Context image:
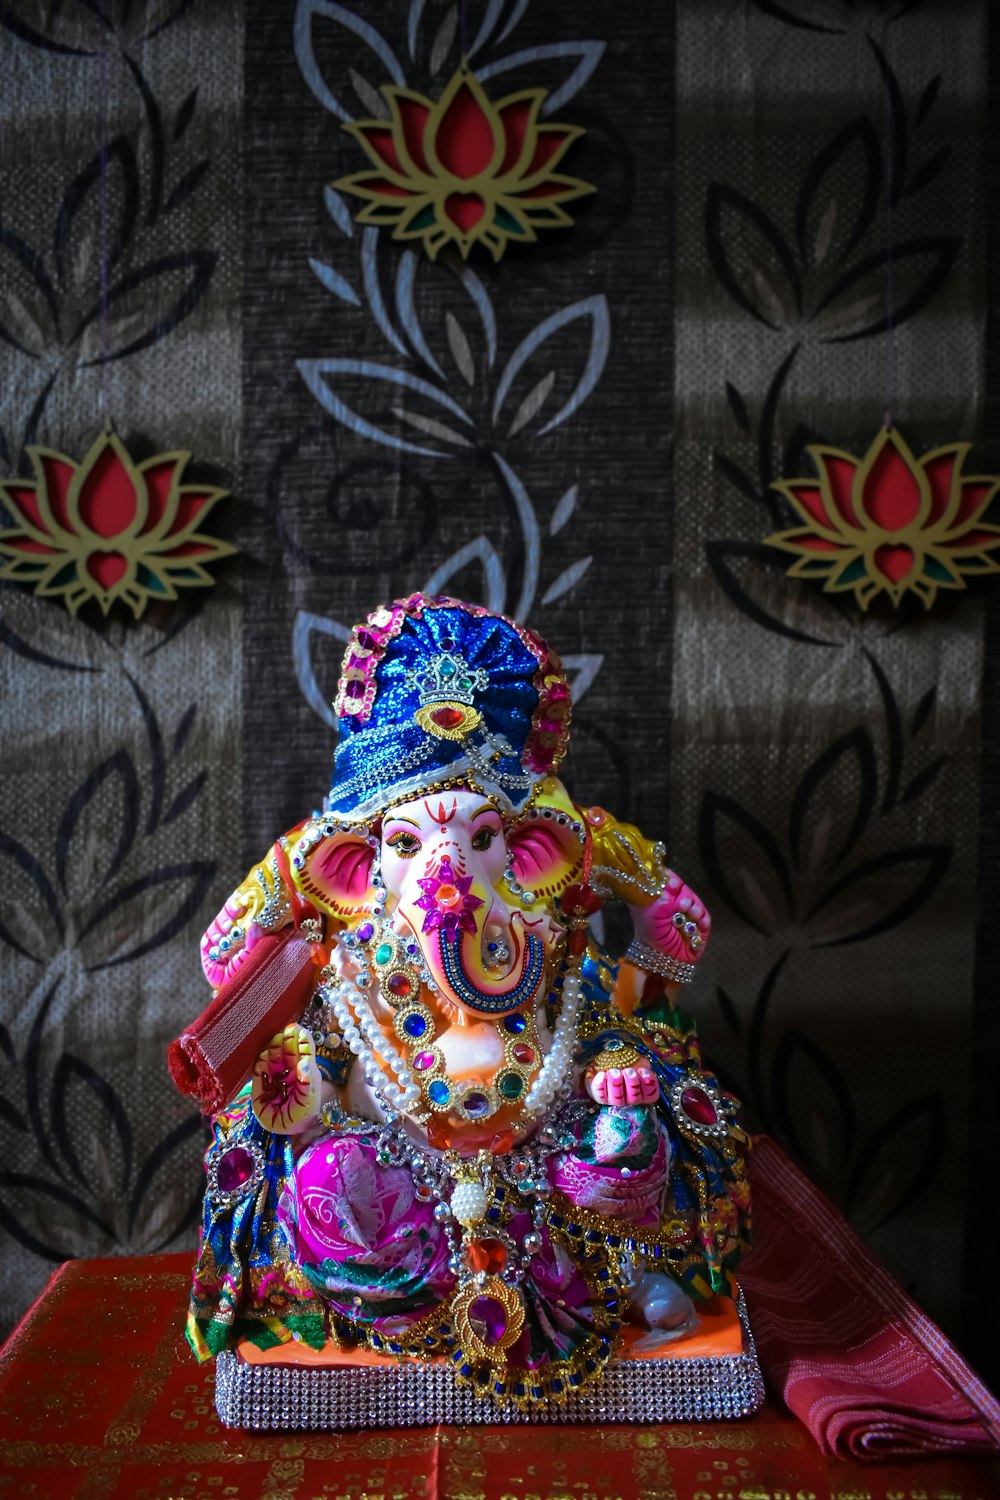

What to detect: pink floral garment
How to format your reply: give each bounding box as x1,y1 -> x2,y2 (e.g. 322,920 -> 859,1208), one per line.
277,1134 -> 452,1321
548,1107 -> 670,1224
504,1214 -> 600,1370
276,1122 -> 632,1362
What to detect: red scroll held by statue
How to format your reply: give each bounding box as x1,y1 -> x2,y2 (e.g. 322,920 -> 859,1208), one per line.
168,926 -> 319,1114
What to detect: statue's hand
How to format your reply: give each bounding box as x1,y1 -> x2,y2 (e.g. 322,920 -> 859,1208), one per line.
586,1065 -> 660,1106
201,895 -> 260,988
201,847 -> 293,988
251,1024 -> 321,1134
631,871 -> 711,966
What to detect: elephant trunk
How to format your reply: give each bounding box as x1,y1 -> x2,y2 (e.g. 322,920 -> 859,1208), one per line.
437,919 -> 546,1016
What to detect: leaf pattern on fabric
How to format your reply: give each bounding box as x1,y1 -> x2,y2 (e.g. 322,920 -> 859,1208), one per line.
0,979 -> 204,1262
0,0 -> 236,1341
0,678 -> 214,969
0,41 -> 217,458
706,46 -> 962,346
700,658 -> 950,947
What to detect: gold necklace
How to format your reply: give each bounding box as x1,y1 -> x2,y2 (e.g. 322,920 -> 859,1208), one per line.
364,922 -> 542,1122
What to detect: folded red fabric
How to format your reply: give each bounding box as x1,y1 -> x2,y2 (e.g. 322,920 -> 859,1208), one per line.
741,1134 -> 1000,1461
167,928 -> 319,1113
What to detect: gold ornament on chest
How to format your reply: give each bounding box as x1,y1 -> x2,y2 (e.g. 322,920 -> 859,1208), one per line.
364,920 -> 544,1122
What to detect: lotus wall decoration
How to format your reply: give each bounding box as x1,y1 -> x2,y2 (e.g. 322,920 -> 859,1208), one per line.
765,425 -> 1000,610
334,66 -> 594,262
0,426 -> 234,618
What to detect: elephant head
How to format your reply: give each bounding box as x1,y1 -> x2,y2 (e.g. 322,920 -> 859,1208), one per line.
294,780 -> 586,1018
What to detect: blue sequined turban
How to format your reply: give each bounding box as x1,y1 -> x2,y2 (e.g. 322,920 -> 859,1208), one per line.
324,594 -> 572,823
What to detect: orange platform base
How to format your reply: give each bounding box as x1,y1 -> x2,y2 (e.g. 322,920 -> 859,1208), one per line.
236,1292 -> 745,1370
215,1292 -> 765,1429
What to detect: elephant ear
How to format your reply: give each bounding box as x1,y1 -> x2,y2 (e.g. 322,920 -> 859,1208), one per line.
294,828 -> 375,917
508,813 -> 584,901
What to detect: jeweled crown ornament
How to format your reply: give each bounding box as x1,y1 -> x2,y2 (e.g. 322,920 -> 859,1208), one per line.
407,649 -> 490,739
406,650 -> 489,704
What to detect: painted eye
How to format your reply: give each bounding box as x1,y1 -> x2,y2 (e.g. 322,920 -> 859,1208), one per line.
471,826 -> 498,851
387,830 -> 421,858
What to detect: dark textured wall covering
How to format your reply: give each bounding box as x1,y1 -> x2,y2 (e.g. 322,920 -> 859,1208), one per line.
241,0 -> 673,863
0,0 -> 995,1393
0,0 -> 243,1335
673,1 -> 987,1367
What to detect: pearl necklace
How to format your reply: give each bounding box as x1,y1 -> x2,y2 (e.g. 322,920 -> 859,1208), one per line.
325,966 -> 422,1117
315,940 -> 593,1370
318,931 -> 584,1129
523,962 -> 583,1118
350,916 -> 567,1121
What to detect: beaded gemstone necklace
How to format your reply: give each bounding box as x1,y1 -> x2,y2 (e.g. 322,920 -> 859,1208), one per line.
335,920 -> 583,1127
345,919 -> 544,1122
315,924 -> 593,1383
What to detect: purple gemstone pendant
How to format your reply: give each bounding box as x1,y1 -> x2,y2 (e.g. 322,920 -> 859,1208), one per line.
468,1295 -> 507,1346
451,1276 -> 525,1364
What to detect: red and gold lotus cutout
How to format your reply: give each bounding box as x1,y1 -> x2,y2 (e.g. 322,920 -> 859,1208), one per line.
765,426 -> 1000,609
334,67 -> 594,261
0,427 -> 234,618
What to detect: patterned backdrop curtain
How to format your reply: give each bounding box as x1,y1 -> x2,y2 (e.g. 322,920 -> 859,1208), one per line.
0,0 -> 995,1393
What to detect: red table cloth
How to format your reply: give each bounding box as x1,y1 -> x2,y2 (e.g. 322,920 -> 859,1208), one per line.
2,1251 -> 1000,1499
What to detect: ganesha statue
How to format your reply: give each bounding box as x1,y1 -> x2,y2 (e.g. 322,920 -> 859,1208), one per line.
170,593 -> 751,1416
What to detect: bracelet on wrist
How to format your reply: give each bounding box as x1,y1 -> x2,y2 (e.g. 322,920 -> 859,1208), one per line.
624,939 -> 697,985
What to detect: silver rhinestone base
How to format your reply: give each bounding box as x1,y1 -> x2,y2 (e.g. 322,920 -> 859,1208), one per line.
214,1293 -> 765,1430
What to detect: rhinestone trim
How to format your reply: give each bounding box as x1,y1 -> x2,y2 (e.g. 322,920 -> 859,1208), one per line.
624,940 -> 697,985
214,1292 -> 764,1429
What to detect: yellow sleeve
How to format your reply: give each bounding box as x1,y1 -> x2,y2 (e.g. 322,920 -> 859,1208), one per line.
583,806 -> 667,909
